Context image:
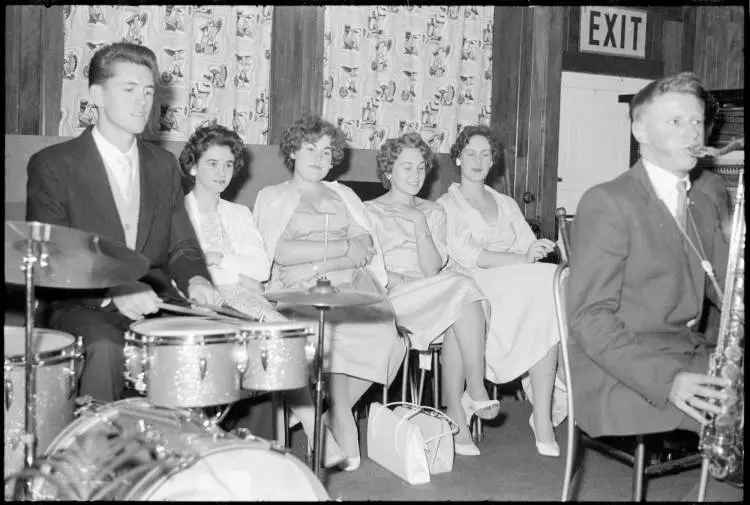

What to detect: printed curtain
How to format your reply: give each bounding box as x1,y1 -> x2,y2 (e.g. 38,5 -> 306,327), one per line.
59,5 -> 272,144
322,5 -> 494,153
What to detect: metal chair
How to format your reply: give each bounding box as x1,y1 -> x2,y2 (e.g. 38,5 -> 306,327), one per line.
554,264 -> 702,502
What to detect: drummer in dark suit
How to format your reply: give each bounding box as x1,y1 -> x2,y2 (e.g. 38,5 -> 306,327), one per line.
26,42 -> 223,403
567,72 -> 733,438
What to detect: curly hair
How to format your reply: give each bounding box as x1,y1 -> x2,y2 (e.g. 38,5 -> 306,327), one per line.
88,42 -> 159,88
279,114 -> 348,172
449,125 -> 503,170
376,132 -> 436,190
178,124 -> 247,193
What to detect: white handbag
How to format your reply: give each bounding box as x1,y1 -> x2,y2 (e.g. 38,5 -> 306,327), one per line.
367,402 -> 458,485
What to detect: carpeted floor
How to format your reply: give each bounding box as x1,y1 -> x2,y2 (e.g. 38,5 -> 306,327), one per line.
234,392 -> 742,502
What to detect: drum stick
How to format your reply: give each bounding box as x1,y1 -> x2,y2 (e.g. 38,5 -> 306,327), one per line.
157,302 -> 245,325
188,300 -> 258,322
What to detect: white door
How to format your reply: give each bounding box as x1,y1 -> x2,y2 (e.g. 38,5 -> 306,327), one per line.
556,72 -> 652,215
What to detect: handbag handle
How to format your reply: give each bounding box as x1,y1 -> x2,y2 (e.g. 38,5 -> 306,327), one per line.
381,402 -> 460,441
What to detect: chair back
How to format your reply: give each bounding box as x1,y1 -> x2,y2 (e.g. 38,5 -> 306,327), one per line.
555,207 -> 572,264
553,264 -> 575,501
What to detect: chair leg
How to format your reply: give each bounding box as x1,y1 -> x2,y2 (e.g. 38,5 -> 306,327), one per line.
632,435 -> 646,502
283,399 -> 291,449
432,348 -> 440,410
401,346 -> 409,403
418,367 -> 426,406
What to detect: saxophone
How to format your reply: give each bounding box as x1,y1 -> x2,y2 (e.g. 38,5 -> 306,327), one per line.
698,166 -> 744,486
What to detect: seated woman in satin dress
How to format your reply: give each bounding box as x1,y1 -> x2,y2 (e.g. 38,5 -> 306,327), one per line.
253,115 -> 406,471
178,124 -> 344,466
437,125 -> 564,457
366,132 -> 499,456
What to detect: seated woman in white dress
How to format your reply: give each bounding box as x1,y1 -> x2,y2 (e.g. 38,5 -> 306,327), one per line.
366,133 -> 499,456
178,124 -> 344,466
437,125 -> 562,457
253,115 -> 407,471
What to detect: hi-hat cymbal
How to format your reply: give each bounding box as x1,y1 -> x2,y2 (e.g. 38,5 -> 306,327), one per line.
264,283 -> 383,308
5,221 -> 149,289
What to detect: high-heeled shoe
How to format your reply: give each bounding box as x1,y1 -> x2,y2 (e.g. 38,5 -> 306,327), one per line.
528,414 -> 560,457
308,427 -> 347,468
461,391 -> 501,421
453,426 -> 480,456
338,455 -> 361,472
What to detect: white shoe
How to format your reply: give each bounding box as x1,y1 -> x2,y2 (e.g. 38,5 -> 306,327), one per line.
529,414 -> 560,457
454,425 -> 480,456
461,391 -> 501,421
338,455 -> 361,472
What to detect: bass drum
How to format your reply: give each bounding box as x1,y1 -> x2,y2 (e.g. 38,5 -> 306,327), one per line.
38,398 -> 328,501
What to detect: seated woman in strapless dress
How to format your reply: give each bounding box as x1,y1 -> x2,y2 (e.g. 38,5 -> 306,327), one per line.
366,132 -> 499,456
253,115 -> 407,471
178,123 -> 344,466
437,125 -> 564,457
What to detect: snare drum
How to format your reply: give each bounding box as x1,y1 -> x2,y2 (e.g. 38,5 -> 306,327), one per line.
124,317 -> 245,408
33,398 -> 327,501
3,326 -> 82,479
239,322 -> 315,391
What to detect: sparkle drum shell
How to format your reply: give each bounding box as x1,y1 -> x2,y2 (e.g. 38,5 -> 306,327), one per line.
124,317 -> 245,408
40,398 -> 328,501
3,326 -> 81,479
239,322 -> 315,391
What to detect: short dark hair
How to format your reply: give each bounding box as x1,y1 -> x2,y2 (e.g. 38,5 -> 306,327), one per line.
179,124 -> 247,193
449,125 -> 503,170
376,132 -> 436,190
88,42 -> 159,88
279,115 -> 347,172
629,72 -> 717,126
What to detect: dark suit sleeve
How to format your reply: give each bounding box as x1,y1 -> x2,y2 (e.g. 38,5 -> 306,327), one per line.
26,151 -> 70,226
165,156 -> 211,294
568,187 -> 685,408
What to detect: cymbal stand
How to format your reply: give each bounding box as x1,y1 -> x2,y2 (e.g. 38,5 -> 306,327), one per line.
20,224 -> 50,497
311,279 -> 332,479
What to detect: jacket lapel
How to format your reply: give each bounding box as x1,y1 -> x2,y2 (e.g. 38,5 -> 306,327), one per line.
79,128 -> 127,244
135,139 -> 157,252
632,161 -> 702,307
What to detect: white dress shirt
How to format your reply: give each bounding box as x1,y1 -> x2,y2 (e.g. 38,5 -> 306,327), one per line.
642,158 -> 691,219
91,127 -> 139,201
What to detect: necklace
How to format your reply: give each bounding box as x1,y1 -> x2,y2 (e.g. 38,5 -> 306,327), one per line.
675,206 -> 724,305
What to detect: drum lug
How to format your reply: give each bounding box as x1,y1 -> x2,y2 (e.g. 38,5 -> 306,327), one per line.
199,355 -> 208,381
235,340 -> 248,377
260,348 -> 268,372
4,362 -> 13,411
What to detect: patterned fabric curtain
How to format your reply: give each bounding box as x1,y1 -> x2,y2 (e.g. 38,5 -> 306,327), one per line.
322,5 -> 494,153
59,5 -> 272,144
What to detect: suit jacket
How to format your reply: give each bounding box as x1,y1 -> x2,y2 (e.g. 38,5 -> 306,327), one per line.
567,159 -> 729,437
26,127 -> 210,308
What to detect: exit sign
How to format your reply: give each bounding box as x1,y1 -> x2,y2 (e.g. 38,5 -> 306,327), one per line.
580,6 -> 647,59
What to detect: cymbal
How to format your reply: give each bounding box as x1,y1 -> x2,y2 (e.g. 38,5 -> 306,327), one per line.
264,283 -> 383,308
5,221 -> 149,289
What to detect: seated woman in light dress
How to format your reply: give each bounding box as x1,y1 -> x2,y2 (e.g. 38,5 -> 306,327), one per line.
366,133 -> 499,456
253,115 -> 407,471
178,124 -> 344,466
437,125 -> 563,457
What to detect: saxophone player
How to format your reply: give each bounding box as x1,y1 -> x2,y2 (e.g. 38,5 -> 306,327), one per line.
567,72 -> 740,500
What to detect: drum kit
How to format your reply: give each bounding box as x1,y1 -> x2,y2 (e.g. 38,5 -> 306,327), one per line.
4,221 -> 383,500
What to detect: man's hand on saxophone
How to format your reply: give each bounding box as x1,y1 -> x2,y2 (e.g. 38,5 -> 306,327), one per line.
668,371 -> 734,425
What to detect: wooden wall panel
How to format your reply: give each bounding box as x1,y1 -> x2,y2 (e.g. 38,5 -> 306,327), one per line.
693,6 -> 744,89
662,20 -> 684,76
268,6 -> 325,144
5,6 -> 22,134
491,6 -> 563,238
5,5 -> 63,136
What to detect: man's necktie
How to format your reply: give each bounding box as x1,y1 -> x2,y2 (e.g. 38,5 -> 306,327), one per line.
675,179 -> 689,230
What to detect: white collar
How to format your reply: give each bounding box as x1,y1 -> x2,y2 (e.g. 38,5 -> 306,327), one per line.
642,158 -> 691,197
92,126 -> 138,162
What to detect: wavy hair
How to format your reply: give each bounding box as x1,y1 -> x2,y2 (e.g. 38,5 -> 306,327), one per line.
178,124 -> 247,193
376,132 -> 436,190
279,115 -> 348,172
449,125 -> 503,172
